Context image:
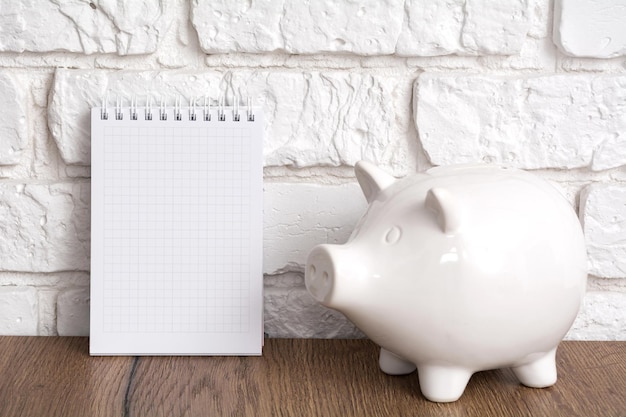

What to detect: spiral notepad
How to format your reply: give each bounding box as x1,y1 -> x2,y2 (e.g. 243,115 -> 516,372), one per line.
90,99 -> 263,355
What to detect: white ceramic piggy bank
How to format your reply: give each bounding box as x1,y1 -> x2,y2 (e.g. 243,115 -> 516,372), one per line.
305,161 -> 587,402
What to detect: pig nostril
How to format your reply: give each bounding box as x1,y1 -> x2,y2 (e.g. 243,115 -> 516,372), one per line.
305,246 -> 335,303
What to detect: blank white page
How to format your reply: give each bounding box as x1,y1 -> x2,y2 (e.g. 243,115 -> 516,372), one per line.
90,105 -> 263,355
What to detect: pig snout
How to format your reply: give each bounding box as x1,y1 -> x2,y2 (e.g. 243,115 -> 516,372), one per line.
305,244 -> 337,305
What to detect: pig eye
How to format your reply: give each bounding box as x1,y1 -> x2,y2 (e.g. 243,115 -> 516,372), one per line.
384,226 -> 402,245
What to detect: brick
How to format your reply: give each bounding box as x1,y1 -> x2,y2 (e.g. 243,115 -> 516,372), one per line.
57,287 -> 90,336
264,183 -> 368,274
566,291 -> 626,340
49,69 -> 407,169
527,0 -> 550,39
38,290 -> 57,336
0,287 -> 38,335
192,0 -> 531,56
415,74 -> 626,170
0,0 -> 171,55
264,279 -> 364,338
580,183 -> 626,278
192,0 -> 403,56
416,0 -> 534,56
559,56 -> 626,73
0,183 -> 90,272
554,0 -> 626,58
0,72 -> 27,165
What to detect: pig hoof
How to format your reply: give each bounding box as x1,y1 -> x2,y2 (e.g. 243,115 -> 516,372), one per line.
417,365 -> 472,403
379,348 -> 417,375
512,348 -> 557,388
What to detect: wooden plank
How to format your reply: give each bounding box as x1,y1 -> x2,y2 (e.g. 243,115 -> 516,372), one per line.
0,338 -> 624,417
0,337 -> 131,417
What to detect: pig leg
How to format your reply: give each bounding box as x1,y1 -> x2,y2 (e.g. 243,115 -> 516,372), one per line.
416,365 -> 472,403
512,347 -> 557,388
379,348 -> 417,375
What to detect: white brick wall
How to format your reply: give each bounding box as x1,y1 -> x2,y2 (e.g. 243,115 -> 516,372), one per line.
49,69 -> 411,170
0,72 -> 27,165
192,0 -> 532,56
416,74 -> 626,170
0,287 -> 38,335
0,183 -> 90,271
264,183 -> 368,274
0,0 -> 172,55
580,183 -> 626,278
0,0 -> 624,339
554,0 -> 626,58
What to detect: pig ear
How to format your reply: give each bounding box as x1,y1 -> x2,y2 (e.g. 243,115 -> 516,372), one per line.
425,187 -> 461,234
355,161 -> 396,203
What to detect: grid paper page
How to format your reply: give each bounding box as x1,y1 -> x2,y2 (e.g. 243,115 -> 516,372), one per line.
90,106 -> 263,355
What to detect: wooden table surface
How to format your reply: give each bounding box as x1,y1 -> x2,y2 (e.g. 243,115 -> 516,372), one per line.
0,338 -> 623,417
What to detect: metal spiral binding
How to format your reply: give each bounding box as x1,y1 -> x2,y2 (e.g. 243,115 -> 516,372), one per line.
203,96 -> 211,121
100,95 -> 109,120
145,96 -> 153,121
174,96 -> 182,121
218,96 -> 226,121
99,95 -> 256,121
159,98 -> 167,121
130,96 -> 138,121
247,97 -> 255,122
189,97 -> 197,121
115,97 -> 123,120
233,95 -> 241,122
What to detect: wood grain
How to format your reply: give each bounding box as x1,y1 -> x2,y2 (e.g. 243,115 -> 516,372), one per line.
0,338 -> 623,417
0,337 -> 131,417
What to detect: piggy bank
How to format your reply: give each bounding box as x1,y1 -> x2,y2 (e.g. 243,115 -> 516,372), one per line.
305,161 -> 587,402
